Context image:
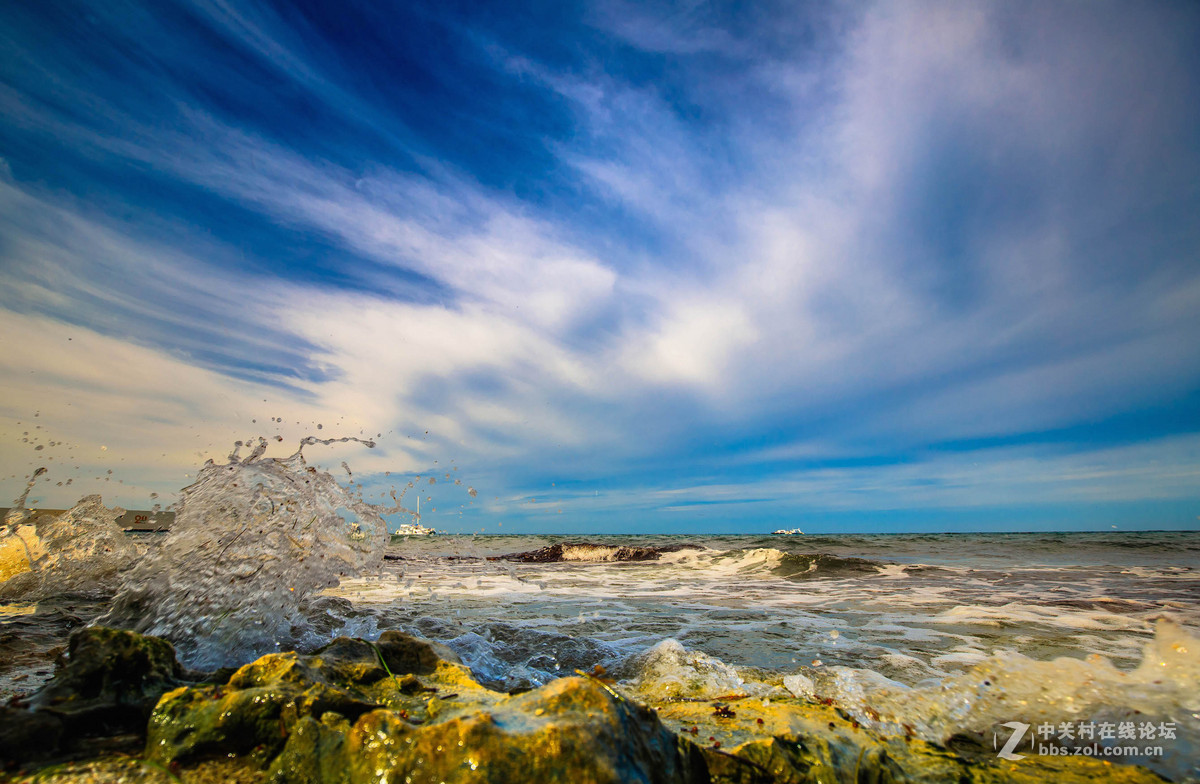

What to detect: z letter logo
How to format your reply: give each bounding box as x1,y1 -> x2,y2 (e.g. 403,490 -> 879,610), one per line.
994,721 -> 1030,761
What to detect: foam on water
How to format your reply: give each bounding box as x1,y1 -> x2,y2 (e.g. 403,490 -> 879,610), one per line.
100,437 -> 388,668
612,622 -> 1199,779
626,639 -> 774,701
808,619 -> 1199,781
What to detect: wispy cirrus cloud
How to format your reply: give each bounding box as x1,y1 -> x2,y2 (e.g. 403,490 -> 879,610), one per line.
1,0 -> 1198,530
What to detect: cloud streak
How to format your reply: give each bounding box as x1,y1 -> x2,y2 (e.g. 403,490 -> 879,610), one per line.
1,0 -> 1198,531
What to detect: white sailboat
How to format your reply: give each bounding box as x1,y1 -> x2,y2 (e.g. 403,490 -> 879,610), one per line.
393,493 -> 437,536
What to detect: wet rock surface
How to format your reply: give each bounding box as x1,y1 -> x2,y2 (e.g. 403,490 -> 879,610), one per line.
5,628 -> 1174,783
1,626 -> 190,767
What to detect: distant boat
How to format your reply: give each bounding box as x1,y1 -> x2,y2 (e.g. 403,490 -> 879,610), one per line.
772,528 -> 804,535
394,495 -> 437,535
393,523 -> 437,536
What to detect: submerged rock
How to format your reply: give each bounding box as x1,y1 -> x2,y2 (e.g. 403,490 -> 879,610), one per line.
490,542 -> 698,563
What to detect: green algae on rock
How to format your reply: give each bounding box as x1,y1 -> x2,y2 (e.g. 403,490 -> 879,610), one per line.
146,631 -> 487,766
270,678 -> 707,784
32,627 -> 186,725
148,632 -> 704,783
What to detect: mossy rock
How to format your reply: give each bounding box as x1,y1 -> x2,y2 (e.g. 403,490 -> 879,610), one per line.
0,627 -> 186,766
654,697 -> 1169,784
269,676 -> 707,784
140,635 -> 1171,784
146,632 -> 490,767
31,626 -> 186,733
146,632 -> 705,783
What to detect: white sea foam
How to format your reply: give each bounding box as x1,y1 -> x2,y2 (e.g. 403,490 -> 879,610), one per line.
627,639 -> 773,701
812,619 -> 1199,781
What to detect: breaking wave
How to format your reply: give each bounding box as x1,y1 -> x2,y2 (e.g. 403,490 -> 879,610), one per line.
815,618 -> 1198,781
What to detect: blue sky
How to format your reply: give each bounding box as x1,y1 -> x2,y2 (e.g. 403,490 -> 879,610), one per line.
1,0 -> 1199,533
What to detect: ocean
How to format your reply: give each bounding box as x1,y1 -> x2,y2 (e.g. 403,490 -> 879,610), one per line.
1,443 -> 1197,779
336,531 -> 1200,690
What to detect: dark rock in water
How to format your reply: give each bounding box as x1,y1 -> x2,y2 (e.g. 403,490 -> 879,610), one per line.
31,626 -> 187,734
491,542 -> 698,563
25,625 -> 186,760
0,626 -> 188,765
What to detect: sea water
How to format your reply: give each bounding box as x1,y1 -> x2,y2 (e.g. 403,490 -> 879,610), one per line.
331,532 -> 1200,778
0,449 -> 1197,779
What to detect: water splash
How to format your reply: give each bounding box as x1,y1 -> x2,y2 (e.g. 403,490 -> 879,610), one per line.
3,466 -> 47,529
0,493 -> 137,600
1,465 -> 138,596
0,468 -> 47,583
100,437 -> 389,668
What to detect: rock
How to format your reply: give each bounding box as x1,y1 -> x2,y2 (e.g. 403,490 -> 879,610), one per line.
148,633 -> 705,783
31,626 -> 187,735
0,705 -> 64,765
8,627 -> 1170,783
270,677 -> 707,784
147,632 -> 491,767
489,543 -> 698,563
653,697 -> 1170,784
0,627 -> 187,766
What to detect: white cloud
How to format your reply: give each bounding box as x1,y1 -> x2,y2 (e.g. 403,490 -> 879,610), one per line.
2,0 -> 1199,527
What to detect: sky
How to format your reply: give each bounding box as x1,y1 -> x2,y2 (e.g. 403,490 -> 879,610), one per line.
1,0 -> 1199,534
